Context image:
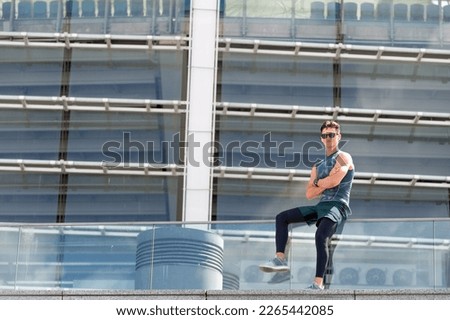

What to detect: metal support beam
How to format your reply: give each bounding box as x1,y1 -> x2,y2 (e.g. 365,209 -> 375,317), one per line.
182,0 -> 219,222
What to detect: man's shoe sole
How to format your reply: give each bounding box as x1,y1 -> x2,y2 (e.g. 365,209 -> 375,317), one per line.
259,265 -> 290,273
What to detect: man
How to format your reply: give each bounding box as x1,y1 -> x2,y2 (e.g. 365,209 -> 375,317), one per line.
259,120 -> 355,290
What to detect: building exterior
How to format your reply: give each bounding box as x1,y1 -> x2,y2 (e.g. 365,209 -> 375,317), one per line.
0,0 -> 449,290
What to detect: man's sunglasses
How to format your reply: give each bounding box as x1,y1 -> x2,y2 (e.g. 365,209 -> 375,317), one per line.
320,132 -> 337,139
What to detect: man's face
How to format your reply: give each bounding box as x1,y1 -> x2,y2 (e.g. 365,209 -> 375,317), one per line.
320,127 -> 340,149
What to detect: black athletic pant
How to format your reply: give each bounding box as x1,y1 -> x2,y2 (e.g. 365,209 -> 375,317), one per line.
275,208 -> 338,278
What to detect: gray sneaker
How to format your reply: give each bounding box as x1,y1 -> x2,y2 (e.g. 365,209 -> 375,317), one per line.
268,271 -> 292,284
306,282 -> 324,290
259,257 -> 290,273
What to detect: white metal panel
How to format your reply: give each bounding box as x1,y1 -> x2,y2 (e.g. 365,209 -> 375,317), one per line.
183,0 -> 219,222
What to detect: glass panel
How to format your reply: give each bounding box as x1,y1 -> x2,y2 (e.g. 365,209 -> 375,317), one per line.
215,179 -> 309,221
0,226 -> 20,287
216,116 -> 323,169
219,222 -> 278,290
60,226 -> 138,289
0,173 -> 182,223
69,49 -> 185,100
393,0 -> 448,49
434,220 -> 450,289
222,220 -> 450,289
343,0 -> 449,48
0,47 -> 64,96
13,225 -> 140,289
221,0 -> 339,42
351,186 -> 449,219
0,0 -> 189,36
67,111 -> 182,164
64,175 -> 180,222
0,173 -> 59,222
2,220 -> 449,290
342,60 -> 450,113
15,227 -> 63,288
219,53 -> 333,106
0,109 -> 61,160
341,123 -> 450,176
220,0 -> 450,48
301,220 -> 439,289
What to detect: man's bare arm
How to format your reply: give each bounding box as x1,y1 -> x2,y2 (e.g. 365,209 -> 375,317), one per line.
316,152 -> 354,189
306,166 -> 326,200
306,152 -> 354,200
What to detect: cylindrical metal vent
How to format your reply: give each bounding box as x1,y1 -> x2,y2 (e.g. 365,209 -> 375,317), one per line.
135,227 -> 224,290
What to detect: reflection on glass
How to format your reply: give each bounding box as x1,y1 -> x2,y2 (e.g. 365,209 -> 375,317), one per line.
70,49 -> 184,100
220,0 -> 450,47
0,47 -> 64,96
67,111 -> 181,164
0,0 -> 190,35
0,110 -> 61,160
65,175 -> 180,222
0,173 -> 60,222
219,53 -> 333,106
342,60 -> 450,113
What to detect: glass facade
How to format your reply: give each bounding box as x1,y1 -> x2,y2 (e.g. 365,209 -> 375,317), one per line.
0,0 -> 449,290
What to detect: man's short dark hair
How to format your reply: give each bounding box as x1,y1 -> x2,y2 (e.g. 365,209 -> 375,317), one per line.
320,120 -> 340,133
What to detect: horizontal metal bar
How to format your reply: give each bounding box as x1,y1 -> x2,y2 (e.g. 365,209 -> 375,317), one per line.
213,166 -> 450,189
0,41 -> 188,51
2,96 -> 447,126
0,32 -> 190,50
2,32 -> 449,65
218,38 -> 450,65
221,47 -> 450,64
0,95 -> 187,114
0,158 -> 447,188
0,32 -> 190,44
215,103 -> 450,127
0,159 -> 185,176
217,110 -> 450,127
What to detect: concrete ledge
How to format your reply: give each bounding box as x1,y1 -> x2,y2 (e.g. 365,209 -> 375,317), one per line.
207,289 -> 355,300
352,289 -> 450,300
0,289 -> 449,300
0,290 -> 63,300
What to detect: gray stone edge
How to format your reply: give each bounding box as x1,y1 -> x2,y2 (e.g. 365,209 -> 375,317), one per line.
0,289 -> 449,300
